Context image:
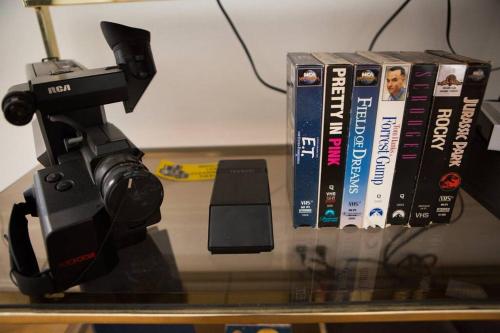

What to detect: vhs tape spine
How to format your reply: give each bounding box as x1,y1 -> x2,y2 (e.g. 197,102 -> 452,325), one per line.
287,53 -> 324,227
340,62 -> 381,228
386,62 -> 438,225
425,52 -> 491,223
313,54 -> 354,228
360,56 -> 410,228
409,62 -> 467,226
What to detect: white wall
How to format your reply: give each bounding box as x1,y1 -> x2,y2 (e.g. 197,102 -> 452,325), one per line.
1,0 -> 499,191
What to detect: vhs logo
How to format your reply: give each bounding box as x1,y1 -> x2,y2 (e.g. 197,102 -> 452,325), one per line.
414,212 -> 430,218
439,195 -> 453,202
325,191 -> 336,205
299,200 -> 313,215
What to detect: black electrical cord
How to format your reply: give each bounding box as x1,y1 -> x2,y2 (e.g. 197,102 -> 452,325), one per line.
450,190 -> 464,223
215,0 -> 286,94
306,190 -> 464,285
446,0 -> 500,72
373,190 -> 464,282
384,190 -> 464,261
368,0 -> 412,51
446,0 -> 457,54
218,0 -> 499,93
70,190 -> 129,287
370,0 -> 499,73
371,0 -> 454,55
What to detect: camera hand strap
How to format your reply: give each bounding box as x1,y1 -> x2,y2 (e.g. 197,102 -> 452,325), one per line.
8,202 -> 56,296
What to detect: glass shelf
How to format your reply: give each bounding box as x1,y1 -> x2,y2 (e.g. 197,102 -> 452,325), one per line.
1,146 -> 499,324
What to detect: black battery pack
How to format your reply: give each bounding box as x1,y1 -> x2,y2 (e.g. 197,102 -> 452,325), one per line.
208,159 -> 274,254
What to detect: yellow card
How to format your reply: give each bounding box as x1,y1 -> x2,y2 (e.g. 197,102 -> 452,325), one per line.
155,160 -> 217,182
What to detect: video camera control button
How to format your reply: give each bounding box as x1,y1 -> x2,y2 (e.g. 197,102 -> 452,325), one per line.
45,172 -> 63,183
55,180 -> 74,192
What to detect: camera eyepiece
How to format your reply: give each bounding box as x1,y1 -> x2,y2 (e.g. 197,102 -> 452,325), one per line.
2,91 -> 35,126
100,21 -> 156,114
95,154 -> 163,227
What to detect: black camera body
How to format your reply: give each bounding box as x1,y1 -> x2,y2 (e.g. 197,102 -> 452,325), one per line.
3,22 -> 163,295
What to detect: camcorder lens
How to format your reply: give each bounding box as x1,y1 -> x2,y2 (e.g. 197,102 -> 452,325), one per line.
96,155 -> 163,226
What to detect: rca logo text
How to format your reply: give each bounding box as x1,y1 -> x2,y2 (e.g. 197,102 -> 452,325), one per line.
48,84 -> 71,94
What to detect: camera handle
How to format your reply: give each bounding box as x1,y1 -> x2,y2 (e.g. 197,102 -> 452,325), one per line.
8,182 -> 130,296
8,199 -> 56,296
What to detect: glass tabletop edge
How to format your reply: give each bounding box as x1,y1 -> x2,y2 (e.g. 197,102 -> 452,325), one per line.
1,307 -> 500,324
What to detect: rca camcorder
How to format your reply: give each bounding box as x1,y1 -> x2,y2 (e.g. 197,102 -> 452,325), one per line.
2,22 -> 164,296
